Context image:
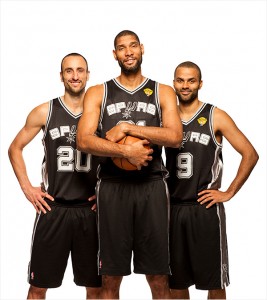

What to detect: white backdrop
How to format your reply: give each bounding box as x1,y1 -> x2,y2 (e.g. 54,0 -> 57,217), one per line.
0,1 -> 266,299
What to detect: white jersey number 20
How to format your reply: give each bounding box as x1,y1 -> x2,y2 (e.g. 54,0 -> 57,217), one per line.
57,146 -> 91,172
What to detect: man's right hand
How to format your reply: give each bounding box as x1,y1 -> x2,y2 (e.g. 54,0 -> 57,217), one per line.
125,139 -> 153,170
23,186 -> 54,214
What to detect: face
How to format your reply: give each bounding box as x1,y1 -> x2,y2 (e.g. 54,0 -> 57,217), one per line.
60,56 -> 89,96
113,34 -> 144,74
173,67 -> 202,104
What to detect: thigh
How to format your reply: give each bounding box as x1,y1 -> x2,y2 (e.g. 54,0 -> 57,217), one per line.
28,205 -> 71,288
71,205 -> 101,287
190,203 -> 229,290
169,205 -> 194,289
133,179 -> 170,275
97,180 -> 134,276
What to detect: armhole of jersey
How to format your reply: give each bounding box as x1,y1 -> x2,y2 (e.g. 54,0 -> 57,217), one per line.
210,105 -> 222,148
155,82 -> 162,127
42,99 -> 53,141
98,83 -> 107,127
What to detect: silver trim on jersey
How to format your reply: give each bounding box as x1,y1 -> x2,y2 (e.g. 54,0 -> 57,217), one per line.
216,203 -> 230,289
41,100 -> 53,192
113,77 -> 149,94
96,179 -> 101,275
163,177 -> 172,274
155,82 -> 162,126
209,105 -> 223,148
182,102 -> 207,125
207,146 -> 223,190
42,99 -> 53,141
27,213 -> 42,283
99,83 -> 107,129
58,97 -> 82,119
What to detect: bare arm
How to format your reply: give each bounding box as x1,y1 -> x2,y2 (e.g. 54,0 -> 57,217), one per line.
105,84 -> 183,147
198,107 -> 259,208
77,84 -> 154,170
8,103 -> 54,213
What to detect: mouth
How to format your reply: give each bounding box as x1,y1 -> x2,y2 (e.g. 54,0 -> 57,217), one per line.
69,81 -> 81,87
181,90 -> 191,96
124,58 -> 135,65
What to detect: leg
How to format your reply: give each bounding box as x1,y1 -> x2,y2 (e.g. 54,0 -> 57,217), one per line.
146,275 -> 171,299
208,288 -> 226,299
170,288 -> 190,299
86,287 -> 102,299
27,285 -> 47,299
100,275 -> 123,299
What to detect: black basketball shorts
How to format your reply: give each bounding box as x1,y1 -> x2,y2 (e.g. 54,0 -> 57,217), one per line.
28,200 -> 101,288
96,178 -> 171,276
169,202 -> 230,290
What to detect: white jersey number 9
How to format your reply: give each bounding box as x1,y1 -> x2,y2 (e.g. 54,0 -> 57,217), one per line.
177,152 -> 193,179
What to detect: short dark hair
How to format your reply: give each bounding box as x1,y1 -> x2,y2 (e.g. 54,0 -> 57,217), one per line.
174,61 -> 202,81
114,30 -> 140,49
61,53 -> 88,72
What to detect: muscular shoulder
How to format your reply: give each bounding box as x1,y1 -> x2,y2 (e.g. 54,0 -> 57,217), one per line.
158,83 -> 177,108
213,106 -> 238,134
84,84 -> 104,107
86,84 -> 104,96
158,83 -> 175,93
26,101 -> 50,127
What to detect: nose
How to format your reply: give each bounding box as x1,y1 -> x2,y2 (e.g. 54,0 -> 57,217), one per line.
182,81 -> 189,89
125,46 -> 133,56
72,71 -> 79,80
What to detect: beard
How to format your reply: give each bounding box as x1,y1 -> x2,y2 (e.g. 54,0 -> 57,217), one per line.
65,85 -> 85,97
177,89 -> 199,105
118,56 -> 142,75
64,80 -> 86,97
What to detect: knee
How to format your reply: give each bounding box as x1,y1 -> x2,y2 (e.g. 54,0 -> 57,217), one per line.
27,285 -> 47,299
86,287 -> 101,299
146,275 -> 169,291
102,275 -> 122,291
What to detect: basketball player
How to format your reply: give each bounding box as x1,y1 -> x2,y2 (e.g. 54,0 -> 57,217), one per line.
8,53 -> 101,299
77,30 -> 183,299
166,61 -> 259,299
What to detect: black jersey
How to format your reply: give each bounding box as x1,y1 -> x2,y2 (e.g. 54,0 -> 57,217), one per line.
98,78 -> 167,180
42,97 -> 98,201
165,103 -> 223,203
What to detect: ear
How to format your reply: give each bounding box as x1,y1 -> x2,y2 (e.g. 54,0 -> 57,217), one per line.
86,71 -> 90,81
140,44 -> 144,55
199,80 -> 203,90
60,72 -> 63,82
113,50 -> 118,61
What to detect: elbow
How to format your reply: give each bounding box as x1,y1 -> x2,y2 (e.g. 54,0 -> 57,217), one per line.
252,150 -> 259,166
169,132 -> 183,148
76,133 -> 95,154
8,144 -> 14,161
76,135 -> 87,152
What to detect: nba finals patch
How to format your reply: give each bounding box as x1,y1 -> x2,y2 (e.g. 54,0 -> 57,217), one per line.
144,88 -> 153,96
197,117 -> 207,126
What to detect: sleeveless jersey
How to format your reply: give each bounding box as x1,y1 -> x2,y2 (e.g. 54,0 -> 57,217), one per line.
98,78 -> 167,180
165,103 -> 223,204
42,97 -> 98,201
